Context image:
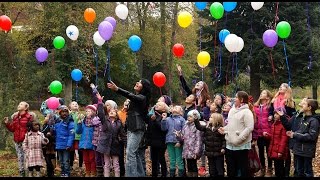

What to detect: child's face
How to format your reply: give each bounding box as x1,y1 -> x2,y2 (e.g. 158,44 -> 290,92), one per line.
70,101 -> 79,111
222,103 -> 232,112
172,106 -> 182,115
259,90 -> 269,100
210,103 -> 217,112
234,94 -> 241,107
206,99 -> 212,107
298,98 -> 307,108
60,109 -> 69,119
17,102 -> 28,111
105,102 -> 112,112
274,113 -> 280,121
185,94 -> 196,104
279,84 -> 288,94
85,109 -> 95,117
300,100 -> 311,113
155,102 -> 166,112
214,95 -> 223,106
32,123 -> 40,132
108,109 -> 118,118
187,115 -> 195,123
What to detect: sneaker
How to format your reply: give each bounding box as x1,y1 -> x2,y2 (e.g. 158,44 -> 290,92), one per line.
198,166 -> 206,177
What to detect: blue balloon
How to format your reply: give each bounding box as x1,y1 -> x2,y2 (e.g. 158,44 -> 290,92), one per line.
219,29 -> 230,44
195,2 -> 207,10
71,69 -> 83,82
223,2 -> 237,12
128,35 -> 142,52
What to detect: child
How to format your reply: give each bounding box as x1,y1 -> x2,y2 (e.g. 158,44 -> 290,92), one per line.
69,101 -> 83,173
161,105 -> 186,177
176,109 -> 203,177
209,101 -> 222,114
194,112 -> 225,177
253,89 -> 273,177
286,98 -> 319,177
23,119 -> 49,177
222,102 -> 232,126
76,104 -> 99,177
213,93 -> 225,110
3,101 -> 35,177
263,107 -> 289,177
53,105 -> 75,177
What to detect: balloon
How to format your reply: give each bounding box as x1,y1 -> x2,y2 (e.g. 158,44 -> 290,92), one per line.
235,37 -> 244,53
224,34 -> 239,53
177,11 -> 193,28
219,29 -> 230,44
53,36 -> 65,49
66,25 -> 79,41
153,72 -> 166,88
0,15 -> 12,31
172,43 -> 185,58
197,51 -> 211,68
276,21 -> 291,39
223,2 -> 237,12
93,31 -> 105,46
195,2 -> 207,11
263,29 -> 278,48
251,2 -> 264,10
115,4 -> 129,20
71,69 -> 83,82
210,2 -> 224,20
49,80 -> 63,95
128,35 -> 142,52
46,97 -> 60,110
84,8 -> 96,23
104,16 -> 117,30
98,21 -> 113,41
35,47 -> 49,63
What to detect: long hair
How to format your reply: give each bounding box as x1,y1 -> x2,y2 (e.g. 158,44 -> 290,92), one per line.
140,79 -> 151,114
271,83 -> 295,108
254,89 -> 273,107
192,81 -> 210,107
237,91 -> 256,122
207,112 -> 224,129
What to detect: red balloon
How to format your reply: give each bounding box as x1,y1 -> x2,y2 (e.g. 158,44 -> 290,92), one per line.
153,72 -> 166,88
0,15 -> 12,31
172,43 -> 185,58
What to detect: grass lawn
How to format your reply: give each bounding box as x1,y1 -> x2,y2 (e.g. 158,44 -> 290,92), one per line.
0,150 -> 19,177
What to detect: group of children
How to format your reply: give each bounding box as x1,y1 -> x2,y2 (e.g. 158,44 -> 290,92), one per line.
3,78 -> 320,177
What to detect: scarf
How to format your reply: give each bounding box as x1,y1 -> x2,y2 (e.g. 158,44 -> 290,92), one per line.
274,94 -> 286,109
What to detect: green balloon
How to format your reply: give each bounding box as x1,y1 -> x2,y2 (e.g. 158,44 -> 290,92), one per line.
276,21 -> 291,39
49,80 -> 63,95
210,2 -> 224,20
53,36 -> 65,49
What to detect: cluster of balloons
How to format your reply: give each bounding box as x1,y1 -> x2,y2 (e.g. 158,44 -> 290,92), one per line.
128,35 -> 142,52
172,43 -> 185,58
224,34 -> 244,53
263,21 -> 291,48
197,51 -> 211,68
0,15 -> 12,32
153,72 -> 166,88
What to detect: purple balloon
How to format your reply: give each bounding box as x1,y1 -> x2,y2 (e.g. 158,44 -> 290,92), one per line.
104,16 -> 117,30
263,29 -> 278,48
35,47 -> 49,62
98,21 -> 113,41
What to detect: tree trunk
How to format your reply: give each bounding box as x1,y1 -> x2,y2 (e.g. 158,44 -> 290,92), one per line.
250,59 -> 260,102
312,83 -> 318,99
64,79 -> 73,105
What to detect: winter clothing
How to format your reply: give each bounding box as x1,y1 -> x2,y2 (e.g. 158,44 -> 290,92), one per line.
86,105 -> 97,112
145,111 -> 167,148
253,104 -> 272,139
269,102 -> 296,119
5,111 -> 34,143
54,115 -> 75,150
179,121 -> 203,159
76,117 -> 97,150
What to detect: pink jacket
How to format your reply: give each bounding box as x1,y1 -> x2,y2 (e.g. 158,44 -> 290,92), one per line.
253,104 -> 272,140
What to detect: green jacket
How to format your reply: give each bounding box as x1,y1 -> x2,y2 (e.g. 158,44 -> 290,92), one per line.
70,111 -> 81,140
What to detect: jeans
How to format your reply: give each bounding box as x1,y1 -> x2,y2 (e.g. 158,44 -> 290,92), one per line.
14,142 -> 25,172
125,130 -> 145,177
57,150 -> 70,177
295,155 -> 313,177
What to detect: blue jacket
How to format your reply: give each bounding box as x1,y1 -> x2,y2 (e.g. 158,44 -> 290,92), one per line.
54,115 -> 75,150
76,118 -> 95,150
161,114 -> 186,144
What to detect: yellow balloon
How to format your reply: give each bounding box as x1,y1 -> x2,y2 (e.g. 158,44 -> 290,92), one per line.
178,11 -> 193,28
197,51 -> 211,68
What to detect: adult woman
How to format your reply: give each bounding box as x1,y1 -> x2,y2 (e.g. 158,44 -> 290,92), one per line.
107,79 -> 151,177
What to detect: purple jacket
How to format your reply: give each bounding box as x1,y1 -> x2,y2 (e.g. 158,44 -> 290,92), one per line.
179,122 -> 203,159
91,115 -> 102,147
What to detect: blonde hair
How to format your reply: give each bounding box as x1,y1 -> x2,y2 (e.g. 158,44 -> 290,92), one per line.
156,101 -> 170,113
254,89 -> 273,107
207,112 -> 224,128
272,83 -> 295,108
174,105 -> 184,116
21,101 -> 29,111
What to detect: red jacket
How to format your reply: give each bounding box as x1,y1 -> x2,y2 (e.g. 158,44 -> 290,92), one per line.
253,104 -> 272,140
265,120 -> 289,160
6,112 -> 33,143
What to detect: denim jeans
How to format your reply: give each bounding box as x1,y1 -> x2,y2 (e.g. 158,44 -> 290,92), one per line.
57,150 -> 70,177
14,142 -> 25,173
125,130 -> 145,177
295,154 -> 313,177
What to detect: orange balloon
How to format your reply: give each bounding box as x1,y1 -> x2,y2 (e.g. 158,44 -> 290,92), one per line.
84,8 -> 96,24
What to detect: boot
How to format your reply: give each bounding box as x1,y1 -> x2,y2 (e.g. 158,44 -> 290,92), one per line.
103,168 -> 110,177
28,171 -> 33,177
169,169 -> 176,177
85,171 -> 90,177
96,166 -> 104,177
114,171 -> 120,177
255,167 -> 265,177
90,171 -> 97,177
178,169 -> 184,177
265,168 -> 273,177
35,171 -> 41,177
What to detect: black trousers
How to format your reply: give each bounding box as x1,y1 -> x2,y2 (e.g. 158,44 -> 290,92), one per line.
284,149 -> 291,176
119,141 -> 125,176
69,150 -> 83,168
225,149 -> 249,177
186,159 -> 198,173
44,154 -> 56,177
150,146 -> 167,177
274,159 -> 285,177
257,137 -> 272,168
208,155 -> 224,177
28,165 -> 41,172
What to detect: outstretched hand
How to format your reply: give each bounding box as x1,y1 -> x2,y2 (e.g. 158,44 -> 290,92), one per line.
176,64 -> 182,76
96,92 -> 104,101
107,81 -> 119,91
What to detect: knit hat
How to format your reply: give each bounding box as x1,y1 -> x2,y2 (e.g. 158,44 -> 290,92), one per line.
187,109 -> 201,119
86,104 -> 97,112
58,105 -> 69,112
162,95 -> 172,106
105,100 -> 118,110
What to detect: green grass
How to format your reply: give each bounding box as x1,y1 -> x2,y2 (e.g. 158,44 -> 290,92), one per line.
0,150 -> 19,177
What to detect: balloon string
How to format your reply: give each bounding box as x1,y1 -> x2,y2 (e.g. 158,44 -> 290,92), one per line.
235,53 -> 238,79
231,53 -> 235,83
76,81 -> 78,102
107,43 -> 111,81
306,2 -> 313,70
248,11 -> 253,65
282,40 -> 291,87
273,2 -> 279,29
218,43 -> 222,81
224,12 -> 228,29
213,21 -> 218,76
104,42 -> 109,77
93,46 -> 99,85
199,17 -> 202,51
201,68 -> 204,81
234,53 -> 238,96
159,87 -> 162,96
269,50 -> 276,81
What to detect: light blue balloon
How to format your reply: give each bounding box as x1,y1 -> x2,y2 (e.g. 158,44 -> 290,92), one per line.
219,29 -> 230,44
128,35 -> 142,52
223,2 -> 237,12
71,69 -> 83,82
195,2 -> 207,10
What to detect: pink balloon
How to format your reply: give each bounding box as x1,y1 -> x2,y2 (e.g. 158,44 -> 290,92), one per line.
47,97 -> 60,110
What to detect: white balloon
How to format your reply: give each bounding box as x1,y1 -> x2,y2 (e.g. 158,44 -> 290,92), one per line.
115,4 -> 129,20
66,25 -> 79,41
235,37 -> 244,53
93,31 -> 105,46
251,2 -> 264,11
224,34 -> 239,53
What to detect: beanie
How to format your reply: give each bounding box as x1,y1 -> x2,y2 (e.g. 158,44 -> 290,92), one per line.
86,105 -> 97,112
162,95 -> 172,106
